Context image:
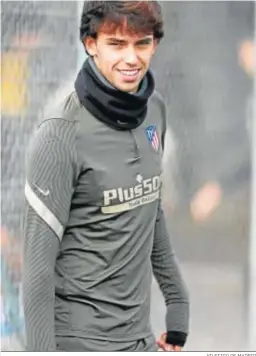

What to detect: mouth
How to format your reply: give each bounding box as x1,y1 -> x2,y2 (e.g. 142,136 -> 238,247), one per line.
117,69 -> 141,82
119,69 -> 140,76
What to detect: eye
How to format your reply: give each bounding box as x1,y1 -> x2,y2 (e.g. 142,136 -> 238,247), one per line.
136,40 -> 152,48
108,42 -> 123,48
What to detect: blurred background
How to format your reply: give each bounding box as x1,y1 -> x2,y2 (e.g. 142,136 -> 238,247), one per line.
1,0 -> 255,351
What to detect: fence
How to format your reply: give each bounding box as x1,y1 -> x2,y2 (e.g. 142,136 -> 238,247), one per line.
1,1 -> 80,349
152,2 -> 255,350
1,0 -> 255,351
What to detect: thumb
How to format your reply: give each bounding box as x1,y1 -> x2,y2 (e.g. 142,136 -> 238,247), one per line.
173,345 -> 182,351
166,344 -> 175,351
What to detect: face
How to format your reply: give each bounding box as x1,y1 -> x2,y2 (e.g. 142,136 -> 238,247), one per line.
85,28 -> 157,93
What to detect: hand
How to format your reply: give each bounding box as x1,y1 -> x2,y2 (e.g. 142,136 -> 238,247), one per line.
190,181 -> 222,222
157,332 -> 183,351
238,40 -> 255,76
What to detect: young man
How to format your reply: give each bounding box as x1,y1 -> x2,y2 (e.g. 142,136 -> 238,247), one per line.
22,1 -> 189,352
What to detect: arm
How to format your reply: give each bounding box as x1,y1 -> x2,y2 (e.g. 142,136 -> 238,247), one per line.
153,94 -> 189,347
151,202 -> 190,348
22,119 -> 78,351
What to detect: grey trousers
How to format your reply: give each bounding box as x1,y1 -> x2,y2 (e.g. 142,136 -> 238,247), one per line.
56,334 -> 157,352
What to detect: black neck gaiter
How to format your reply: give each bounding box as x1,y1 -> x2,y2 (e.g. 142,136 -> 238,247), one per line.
74,57 -> 155,130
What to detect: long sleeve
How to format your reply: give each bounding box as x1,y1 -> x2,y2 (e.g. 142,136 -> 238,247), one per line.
151,202 -> 190,345
22,119 -> 79,351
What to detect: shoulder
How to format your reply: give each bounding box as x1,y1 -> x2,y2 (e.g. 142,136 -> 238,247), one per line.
149,90 -> 166,118
148,90 -> 167,136
38,76 -> 84,129
28,80 -> 80,155
32,77 -> 85,144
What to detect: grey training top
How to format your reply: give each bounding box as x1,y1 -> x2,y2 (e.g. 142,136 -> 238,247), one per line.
23,89 -> 189,351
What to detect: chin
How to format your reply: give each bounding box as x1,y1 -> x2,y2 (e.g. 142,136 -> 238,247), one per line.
115,81 -> 140,93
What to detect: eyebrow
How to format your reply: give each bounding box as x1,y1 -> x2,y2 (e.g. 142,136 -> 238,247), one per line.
107,38 -> 127,44
106,37 -> 153,45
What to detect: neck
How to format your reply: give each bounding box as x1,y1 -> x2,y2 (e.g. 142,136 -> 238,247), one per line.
88,57 -> 114,89
74,57 -> 155,130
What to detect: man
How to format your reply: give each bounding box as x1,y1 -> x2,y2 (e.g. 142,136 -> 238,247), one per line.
152,2 -> 253,225
22,1 -> 189,352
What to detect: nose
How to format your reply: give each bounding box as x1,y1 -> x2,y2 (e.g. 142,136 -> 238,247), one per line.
123,46 -> 139,65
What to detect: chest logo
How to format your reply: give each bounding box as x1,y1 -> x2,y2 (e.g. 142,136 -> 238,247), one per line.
145,125 -> 159,152
102,175 -> 161,214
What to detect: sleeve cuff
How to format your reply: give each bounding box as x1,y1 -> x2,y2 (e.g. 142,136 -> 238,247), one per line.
166,331 -> 187,347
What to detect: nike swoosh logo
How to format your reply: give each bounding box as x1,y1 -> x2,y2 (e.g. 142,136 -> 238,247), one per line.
33,183 -> 50,196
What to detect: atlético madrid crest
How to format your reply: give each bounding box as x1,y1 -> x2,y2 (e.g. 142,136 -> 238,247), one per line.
145,125 -> 159,152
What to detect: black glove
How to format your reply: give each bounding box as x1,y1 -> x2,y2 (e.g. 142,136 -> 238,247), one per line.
166,331 -> 187,347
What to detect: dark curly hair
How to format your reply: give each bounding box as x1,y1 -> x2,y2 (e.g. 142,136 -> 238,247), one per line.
80,1 -> 164,46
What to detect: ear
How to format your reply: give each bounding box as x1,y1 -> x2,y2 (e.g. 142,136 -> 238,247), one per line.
84,36 -> 97,57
